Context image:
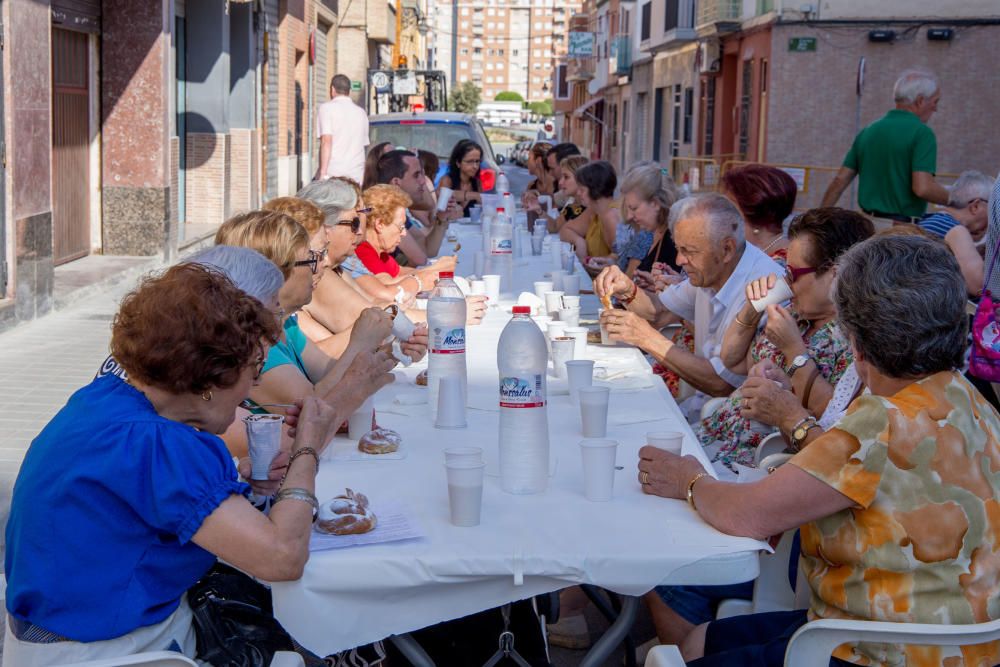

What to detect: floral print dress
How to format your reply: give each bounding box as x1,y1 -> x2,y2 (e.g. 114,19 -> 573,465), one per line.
699,320 -> 851,470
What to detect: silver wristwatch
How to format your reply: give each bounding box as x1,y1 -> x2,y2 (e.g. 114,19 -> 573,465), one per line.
786,354 -> 810,377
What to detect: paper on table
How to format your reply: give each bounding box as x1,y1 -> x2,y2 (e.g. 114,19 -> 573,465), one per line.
310,503 -> 424,552
323,437 -> 408,462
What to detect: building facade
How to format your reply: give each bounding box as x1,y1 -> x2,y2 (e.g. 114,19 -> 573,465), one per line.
0,0 -> 385,330
557,0 -> 1000,210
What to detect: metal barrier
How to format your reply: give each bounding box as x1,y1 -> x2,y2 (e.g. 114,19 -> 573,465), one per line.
718,160 -> 961,213
669,154 -> 743,193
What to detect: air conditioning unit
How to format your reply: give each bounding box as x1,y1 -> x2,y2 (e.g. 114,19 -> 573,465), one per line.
699,41 -> 720,74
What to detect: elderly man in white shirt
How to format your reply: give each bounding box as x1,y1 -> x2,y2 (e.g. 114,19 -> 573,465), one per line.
316,73 -> 369,184
596,194 -> 783,419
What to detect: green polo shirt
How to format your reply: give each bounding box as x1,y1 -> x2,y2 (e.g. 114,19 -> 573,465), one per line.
843,109 -> 937,218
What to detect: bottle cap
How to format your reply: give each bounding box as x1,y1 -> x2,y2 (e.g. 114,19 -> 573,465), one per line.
503,192 -> 512,196
512,306 -> 531,314
497,207 -> 506,212
439,271 -> 455,279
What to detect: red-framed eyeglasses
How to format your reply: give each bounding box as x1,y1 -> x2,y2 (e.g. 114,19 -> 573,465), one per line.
786,265 -> 817,283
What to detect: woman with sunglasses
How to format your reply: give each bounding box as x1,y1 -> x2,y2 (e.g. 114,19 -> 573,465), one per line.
296,180 -> 486,359
214,210 -> 397,432
702,208 -> 875,471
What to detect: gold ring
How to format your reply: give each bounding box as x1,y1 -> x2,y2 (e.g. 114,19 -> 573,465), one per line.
640,471 -> 650,485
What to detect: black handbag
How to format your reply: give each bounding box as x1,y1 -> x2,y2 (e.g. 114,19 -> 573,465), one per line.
187,562 -> 296,667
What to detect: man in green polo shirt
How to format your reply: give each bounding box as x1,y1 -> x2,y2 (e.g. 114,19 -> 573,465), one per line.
821,69 -> 950,223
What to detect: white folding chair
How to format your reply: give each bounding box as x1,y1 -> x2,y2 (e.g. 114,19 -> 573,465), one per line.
646,616 -> 1000,667
56,651 -> 305,667
715,527 -> 802,621
753,432 -> 789,467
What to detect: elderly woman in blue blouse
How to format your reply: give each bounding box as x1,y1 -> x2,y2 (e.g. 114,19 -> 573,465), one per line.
3,263 -> 396,665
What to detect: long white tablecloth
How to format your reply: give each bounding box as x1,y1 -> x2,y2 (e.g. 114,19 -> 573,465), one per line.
270,226 -> 766,656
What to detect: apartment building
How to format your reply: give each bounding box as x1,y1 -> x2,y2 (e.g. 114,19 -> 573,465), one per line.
436,0 -> 578,103
558,0 -> 1000,208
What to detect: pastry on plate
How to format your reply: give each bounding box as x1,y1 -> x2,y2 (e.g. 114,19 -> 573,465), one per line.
358,427 -> 402,455
415,369 -> 428,386
316,488 -> 377,535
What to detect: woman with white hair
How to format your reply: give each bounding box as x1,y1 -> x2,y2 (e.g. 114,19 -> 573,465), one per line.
917,169 -> 993,295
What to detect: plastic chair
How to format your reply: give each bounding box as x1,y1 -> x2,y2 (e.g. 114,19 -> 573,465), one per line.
56,650 -> 305,667
753,432 -> 789,466
715,527 -> 801,620
646,616 -> 1000,667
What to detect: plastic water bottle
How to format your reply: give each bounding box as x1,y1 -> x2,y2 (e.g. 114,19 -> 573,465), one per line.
502,191 -> 517,218
496,171 -> 510,195
498,306 -> 550,494
488,207 -> 513,292
428,272 -> 468,419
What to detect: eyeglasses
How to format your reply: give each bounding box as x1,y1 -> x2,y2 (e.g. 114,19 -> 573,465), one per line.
786,264 -> 818,283
461,158 -> 482,166
293,248 -> 329,274
332,207 -> 372,234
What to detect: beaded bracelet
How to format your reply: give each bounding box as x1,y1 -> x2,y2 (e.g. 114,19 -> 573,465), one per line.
277,446 -> 319,491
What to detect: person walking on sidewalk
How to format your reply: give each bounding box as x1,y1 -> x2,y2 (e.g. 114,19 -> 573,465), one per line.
315,74 -> 369,184
821,69 -> 950,226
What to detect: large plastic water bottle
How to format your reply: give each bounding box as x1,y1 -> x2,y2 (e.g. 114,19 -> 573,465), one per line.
488,207 -> 513,292
427,271 -> 468,419
496,171 -> 510,196
497,306 -> 550,494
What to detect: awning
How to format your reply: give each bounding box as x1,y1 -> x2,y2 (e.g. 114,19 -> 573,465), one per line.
573,96 -> 604,119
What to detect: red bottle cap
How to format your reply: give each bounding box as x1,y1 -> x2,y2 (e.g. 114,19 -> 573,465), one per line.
439,271 -> 455,279
497,207 -> 506,212
512,306 -> 531,314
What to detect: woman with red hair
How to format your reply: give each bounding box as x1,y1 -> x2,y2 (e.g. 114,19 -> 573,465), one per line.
721,164 -> 798,264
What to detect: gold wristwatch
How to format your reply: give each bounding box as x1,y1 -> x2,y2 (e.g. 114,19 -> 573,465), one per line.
790,416 -> 820,450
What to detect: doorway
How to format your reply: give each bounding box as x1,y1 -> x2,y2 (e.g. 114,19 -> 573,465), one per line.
51,28 -> 91,264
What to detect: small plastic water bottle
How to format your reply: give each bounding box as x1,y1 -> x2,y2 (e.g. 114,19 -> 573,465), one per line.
488,207 -> 513,292
497,306 -> 550,494
428,272 -> 468,419
502,191 -> 517,218
496,171 -> 510,195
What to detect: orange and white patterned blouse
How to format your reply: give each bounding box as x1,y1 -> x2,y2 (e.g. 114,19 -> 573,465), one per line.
790,370 -> 1000,666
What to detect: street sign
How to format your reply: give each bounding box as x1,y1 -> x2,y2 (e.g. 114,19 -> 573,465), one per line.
372,71 -> 390,91
568,32 -> 594,57
351,80 -> 362,92
788,37 -> 817,52
393,71 -> 417,95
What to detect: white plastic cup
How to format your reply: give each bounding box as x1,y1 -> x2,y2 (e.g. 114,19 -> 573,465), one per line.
444,446 -> 483,465
243,414 -> 285,480
561,273 -> 581,296
435,375 -> 468,429
549,240 -> 563,268
391,310 -> 417,342
445,461 -> 486,527
545,321 -> 566,353
348,396 -> 376,440
558,307 -> 580,328
533,280 -> 554,302
483,274 -> 501,306
565,359 -> 594,403
564,326 -> 588,359
470,205 -> 482,223
579,438 -> 618,502
437,186 -> 454,212
531,234 -> 544,255
474,251 -> 486,278
550,270 -> 568,293
749,277 -> 794,313
544,290 -> 565,317
647,431 -> 684,455
578,386 -> 610,437
561,295 -> 581,309
551,336 -> 575,379
470,279 -> 487,296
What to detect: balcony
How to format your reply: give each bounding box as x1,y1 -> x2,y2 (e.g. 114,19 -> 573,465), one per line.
613,35 -> 632,75
696,0 -> 742,32
366,0 -> 397,43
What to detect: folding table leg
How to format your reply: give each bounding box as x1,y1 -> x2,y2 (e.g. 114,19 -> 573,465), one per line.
580,586 -> 638,667
578,595 -> 640,667
388,633 -> 436,667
